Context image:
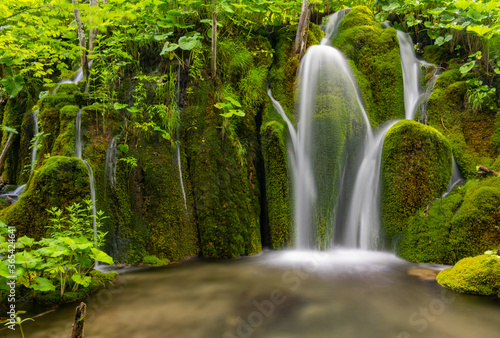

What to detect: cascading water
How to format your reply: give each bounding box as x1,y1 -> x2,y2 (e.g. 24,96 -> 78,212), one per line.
75,108 -> 98,249
343,121 -> 398,249
294,45 -> 369,249
397,31 -> 421,120
30,109 -> 39,172
320,8 -> 350,45
442,156 -> 463,198
75,108 -> 83,158
104,133 -> 121,189
175,64 -> 187,211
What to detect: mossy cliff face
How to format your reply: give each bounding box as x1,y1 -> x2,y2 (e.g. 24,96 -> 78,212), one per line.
0,156 -> 90,239
261,120 -> 292,248
1,97 -> 25,183
437,253 -> 500,296
332,6 -> 405,127
396,177 -> 500,264
381,120 -> 452,239
426,68 -> 498,177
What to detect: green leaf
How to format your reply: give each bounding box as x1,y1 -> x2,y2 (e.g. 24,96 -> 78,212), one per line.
1,125 -> 18,134
0,75 -> 24,98
467,25 -> 493,37
435,36 -> 445,46
91,248 -> 114,265
460,60 -> 475,74
127,106 -> 140,114
178,34 -> 201,51
39,91 -> 49,99
226,97 -> 242,108
29,277 -> 56,291
118,144 -> 129,154
18,236 -> 35,247
230,109 -> 245,117
71,273 -> 91,287
160,42 -> 179,55
466,11 -> 487,22
114,102 -> 128,110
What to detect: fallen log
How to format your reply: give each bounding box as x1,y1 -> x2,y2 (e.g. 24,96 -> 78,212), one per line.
475,165 -> 499,176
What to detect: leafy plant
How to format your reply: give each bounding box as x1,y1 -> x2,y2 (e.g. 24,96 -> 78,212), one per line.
1,311 -> 34,338
214,96 -> 245,141
0,201 -> 113,302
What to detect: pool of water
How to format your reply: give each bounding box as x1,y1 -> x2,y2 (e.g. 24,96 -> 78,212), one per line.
7,250 -> 500,338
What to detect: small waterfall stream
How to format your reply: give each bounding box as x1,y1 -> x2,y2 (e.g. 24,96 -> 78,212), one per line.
175,64 -> 187,211
104,133 -> 121,189
30,109 -> 39,172
397,31 -> 421,120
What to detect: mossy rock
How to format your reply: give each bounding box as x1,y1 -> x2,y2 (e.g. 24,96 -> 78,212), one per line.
426,69 -> 497,178
333,6 -> 405,126
423,45 -> 449,66
142,255 -> 170,266
437,254 -> 500,296
382,120 -> 452,239
0,156 -> 91,239
261,120 -> 291,248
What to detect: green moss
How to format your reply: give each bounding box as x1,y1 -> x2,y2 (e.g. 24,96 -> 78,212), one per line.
1,98 -> 25,183
142,255 -> 170,266
340,6 -> 378,30
0,156 -> 90,239
382,120 -> 452,239
261,120 -> 291,248
426,69 -> 497,177
307,23 -> 324,46
423,45 -> 449,65
492,113 -> 500,154
52,105 -> 79,157
437,254 -> 500,296
333,8 -> 404,126
397,176 -> 500,264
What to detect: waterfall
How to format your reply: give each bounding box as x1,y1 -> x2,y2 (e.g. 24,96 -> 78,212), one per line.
321,9 -> 350,45
30,109 -> 39,172
266,87 -> 298,156
343,121 -> 398,249
175,63 -> 187,211
75,109 -> 83,158
294,45 -> 369,249
74,108 -> 98,252
104,133 -> 121,189
397,31 -> 421,120
442,157 -> 463,198
0,184 -> 26,203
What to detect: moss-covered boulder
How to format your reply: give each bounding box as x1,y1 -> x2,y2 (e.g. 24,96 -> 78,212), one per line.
426,69 -> 498,177
332,6 -> 405,126
437,253 -> 500,296
0,156 -> 90,238
382,120 -> 452,239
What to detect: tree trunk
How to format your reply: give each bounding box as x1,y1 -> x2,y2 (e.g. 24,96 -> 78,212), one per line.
71,302 -> 86,338
211,0 -> 217,79
0,132 -> 15,175
88,0 -> 100,55
72,0 -> 87,80
294,0 -> 310,56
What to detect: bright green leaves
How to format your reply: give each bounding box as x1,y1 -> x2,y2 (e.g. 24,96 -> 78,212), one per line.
435,34 -> 453,46
91,248 -> 114,265
0,75 -> 24,98
71,274 -> 91,287
30,277 -> 56,292
160,42 -> 179,55
178,32 -> 201,50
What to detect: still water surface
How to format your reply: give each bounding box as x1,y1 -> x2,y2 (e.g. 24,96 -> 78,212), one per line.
9,250 -> 500,338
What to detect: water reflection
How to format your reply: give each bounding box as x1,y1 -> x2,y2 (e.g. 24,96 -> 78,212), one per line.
13,251 -> 500,338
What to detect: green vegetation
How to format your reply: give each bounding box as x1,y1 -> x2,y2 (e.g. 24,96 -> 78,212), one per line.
0,202 -> 116,306
0,0 -> 499,287
381,120 -> 452,239
333,6 -> 405,127
437,251 -> 500,296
